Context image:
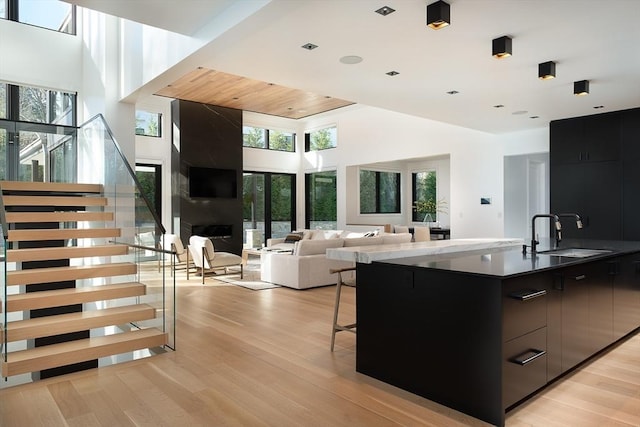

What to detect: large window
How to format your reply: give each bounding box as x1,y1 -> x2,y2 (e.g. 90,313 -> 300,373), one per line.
243,172 -> 296,245
412,170 -> 439,222
0,82 -> 77,182
243,126 -> 295,152
359,169 -> 401,214
305,171 -> 337,229
2,0 -> 75,34
305,126 -> 337,151
136,110 -> 162,137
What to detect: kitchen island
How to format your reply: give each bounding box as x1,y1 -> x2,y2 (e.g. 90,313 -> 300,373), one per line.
354,239 -> 640,426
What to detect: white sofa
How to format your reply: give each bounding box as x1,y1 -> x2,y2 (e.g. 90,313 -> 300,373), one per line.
261,231 -> 412,289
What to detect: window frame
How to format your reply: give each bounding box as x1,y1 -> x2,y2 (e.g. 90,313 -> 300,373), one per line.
4,0 -> 76,34
135,110 -> 162,138
243,125 -> 295,152
305,169 -> 337,229
359,168 -> 401,215
304,125 -> 337,152
411,169 -> 438,222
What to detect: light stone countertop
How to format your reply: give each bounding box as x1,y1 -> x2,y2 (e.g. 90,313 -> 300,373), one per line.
326,238 -> 525,264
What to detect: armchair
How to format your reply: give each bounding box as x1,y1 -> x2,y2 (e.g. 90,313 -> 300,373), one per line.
188,235 -> 243,284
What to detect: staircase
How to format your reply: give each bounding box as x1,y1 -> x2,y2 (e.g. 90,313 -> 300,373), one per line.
1,181 -> 168,379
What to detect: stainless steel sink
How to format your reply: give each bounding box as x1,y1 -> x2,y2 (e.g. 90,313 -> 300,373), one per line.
538,248 -> 612,258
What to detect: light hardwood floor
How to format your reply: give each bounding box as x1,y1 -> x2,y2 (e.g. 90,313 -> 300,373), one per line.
1,271 -> 639,426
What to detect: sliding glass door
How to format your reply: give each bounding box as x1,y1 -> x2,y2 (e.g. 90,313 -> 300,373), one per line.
243,172 -> 296,247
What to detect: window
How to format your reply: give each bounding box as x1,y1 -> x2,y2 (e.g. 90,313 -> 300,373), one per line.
305,171 -> 337,229
243,172 -> 296,244
3,0 -> 76,34
135,110 -> 162,137
243,126 -> 294,152
412,170 -> 438,222
305,126 -> 337,151
8,83 -> 77,126
0,82 -> 77,182
359,169 -> 400,214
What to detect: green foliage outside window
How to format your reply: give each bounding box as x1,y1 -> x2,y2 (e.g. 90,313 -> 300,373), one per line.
309,126 -> 337,150
412,171 -> 446,222
243,126 -> 294,152
360,169 -> 400,214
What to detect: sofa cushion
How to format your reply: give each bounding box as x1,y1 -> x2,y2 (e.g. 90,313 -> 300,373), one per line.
295,238 -> 344,256
381,232 -> 412,244
343,235 -> 384,247
284,232 -> 303,243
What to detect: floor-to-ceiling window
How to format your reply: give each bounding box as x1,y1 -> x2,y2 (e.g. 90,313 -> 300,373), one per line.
243,172 -> 296,246
305,170 -> 337,230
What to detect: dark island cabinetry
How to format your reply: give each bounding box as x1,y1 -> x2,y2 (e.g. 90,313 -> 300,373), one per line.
356,245 -> 640,427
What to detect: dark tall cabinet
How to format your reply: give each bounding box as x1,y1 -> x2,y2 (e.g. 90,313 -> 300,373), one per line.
550,107 -> 640,241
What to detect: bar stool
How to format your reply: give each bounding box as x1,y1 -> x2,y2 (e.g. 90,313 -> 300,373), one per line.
330,266 -> 357,351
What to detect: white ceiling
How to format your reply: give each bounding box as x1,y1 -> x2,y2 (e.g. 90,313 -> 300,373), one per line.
66,0 -> 640,134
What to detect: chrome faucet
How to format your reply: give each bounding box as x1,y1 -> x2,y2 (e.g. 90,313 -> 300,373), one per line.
523,214 -> 561,255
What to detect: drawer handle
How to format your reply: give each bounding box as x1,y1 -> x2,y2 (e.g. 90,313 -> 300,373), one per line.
573,274 -> 586,281
510,349 -> 546,366
509,289 -> 547,301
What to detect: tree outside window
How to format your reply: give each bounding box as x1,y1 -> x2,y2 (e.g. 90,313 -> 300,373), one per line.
306,126 -> 337,151
412,171 -> 446,222
360,169 -> 400,214
135,110 -> 161,137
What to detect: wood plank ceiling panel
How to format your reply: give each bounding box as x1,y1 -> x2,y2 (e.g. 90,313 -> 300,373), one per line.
155,68 -> 355,119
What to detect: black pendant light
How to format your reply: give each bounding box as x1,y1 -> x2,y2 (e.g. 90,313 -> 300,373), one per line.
427,0 -> 450,30
574,80 -> 589,95
538,61 -> 556,80
492,36 -> 512,59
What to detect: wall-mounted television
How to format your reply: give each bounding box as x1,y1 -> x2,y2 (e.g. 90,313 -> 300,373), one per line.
189,166 -> 238,198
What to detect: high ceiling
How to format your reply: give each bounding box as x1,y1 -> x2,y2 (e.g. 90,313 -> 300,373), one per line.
66,0 -> 640,134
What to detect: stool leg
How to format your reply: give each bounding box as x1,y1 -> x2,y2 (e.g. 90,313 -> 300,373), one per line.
330,272 -> 343,352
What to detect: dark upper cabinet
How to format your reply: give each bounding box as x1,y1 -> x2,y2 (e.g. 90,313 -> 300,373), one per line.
550,161 -> 622,240
550,108 -> 639,241
622,109 -> 640,240
550,113 -> 621,164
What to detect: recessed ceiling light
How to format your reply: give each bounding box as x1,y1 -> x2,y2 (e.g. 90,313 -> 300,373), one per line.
386,71 -> 400,76
512,110 -> 528,115
493,104 -> 504,108
593,105 -> 605,109
446,90 -> 459,95
375,6 -> 395,16
301,43 -> 318,50
339,55 -> 363,64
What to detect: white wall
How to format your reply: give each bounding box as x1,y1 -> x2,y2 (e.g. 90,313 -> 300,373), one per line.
0,19 -> 82,92
137,104 -> 549,239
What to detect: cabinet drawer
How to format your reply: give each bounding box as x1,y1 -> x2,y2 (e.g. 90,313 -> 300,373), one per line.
503,327 -> 547,409
503,277 -> 547,341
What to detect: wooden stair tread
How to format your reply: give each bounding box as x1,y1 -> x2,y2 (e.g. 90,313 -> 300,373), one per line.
2,195 -> 107,207
1,328 -> 167,377
6,244 -> 129,262
7,227 -> 121,242
5,211 -> 114,223
7,263 -> 137,286
5,304 -> 156,342
6,283 -> 146,312
0,181 -> 103,193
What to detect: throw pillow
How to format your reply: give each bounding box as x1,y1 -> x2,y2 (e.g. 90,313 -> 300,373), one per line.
284,232 -> 303,243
